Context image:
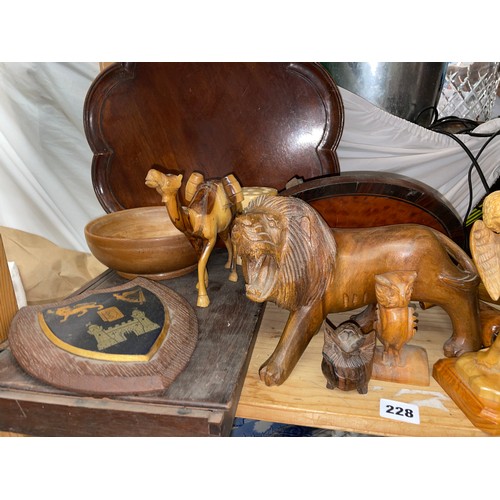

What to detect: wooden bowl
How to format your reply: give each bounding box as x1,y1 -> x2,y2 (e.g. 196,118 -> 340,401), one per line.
85,206 -> 198,280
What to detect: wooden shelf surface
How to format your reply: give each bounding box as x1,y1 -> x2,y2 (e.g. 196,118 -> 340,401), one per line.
236,302 -> 488,437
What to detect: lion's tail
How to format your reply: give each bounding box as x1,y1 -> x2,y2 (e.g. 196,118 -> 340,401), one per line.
431,229 -> 479,290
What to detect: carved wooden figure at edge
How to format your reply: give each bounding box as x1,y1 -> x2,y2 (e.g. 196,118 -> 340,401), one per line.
0,235 -> 18,346
231,195 -> 481,387
433,191 -> 500,434
146,169 -> 243,307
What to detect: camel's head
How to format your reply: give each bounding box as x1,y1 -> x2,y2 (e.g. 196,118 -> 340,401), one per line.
145,169 -> 183,197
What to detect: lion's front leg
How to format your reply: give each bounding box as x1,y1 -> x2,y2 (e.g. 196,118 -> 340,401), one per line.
259,302 -> 325,386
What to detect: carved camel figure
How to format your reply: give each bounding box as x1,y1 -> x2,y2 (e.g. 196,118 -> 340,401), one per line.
145,168 -> 242,307
232,195 -> 482,386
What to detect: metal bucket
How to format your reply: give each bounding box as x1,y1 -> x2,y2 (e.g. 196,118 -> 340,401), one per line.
322,62 -> 448,127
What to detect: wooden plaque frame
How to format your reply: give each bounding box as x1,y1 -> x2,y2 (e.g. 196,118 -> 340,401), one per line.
8,278 -> 198,396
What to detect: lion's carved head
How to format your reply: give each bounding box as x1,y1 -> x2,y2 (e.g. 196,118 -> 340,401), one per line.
232,195 -> 337,311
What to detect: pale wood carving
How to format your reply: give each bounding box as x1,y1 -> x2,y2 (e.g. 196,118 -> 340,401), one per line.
372,271 -> 430,386
470,193 -> 500,302
321,319 -> 376,394
374,270 -> 418,365
463,191 -> 500,396
434,191 -> 500,434
232,195 -> 481,386
146,169 -> 243,307
0,235 -> 18,345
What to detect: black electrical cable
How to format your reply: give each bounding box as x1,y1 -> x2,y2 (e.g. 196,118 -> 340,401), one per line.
421,105 -> 482,133
422,107 -> 500,251
454,129 -> 500,252
463,128 -> 500,223
436,129 -> 492,196
415,105 -> 439,126
415,105 -> 500,250
429,116 -> 481,134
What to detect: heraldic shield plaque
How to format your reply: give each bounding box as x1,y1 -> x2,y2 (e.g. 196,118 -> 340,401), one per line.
8,278 -> 198,395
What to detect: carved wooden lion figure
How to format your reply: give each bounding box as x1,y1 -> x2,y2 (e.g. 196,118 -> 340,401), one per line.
232,195 -> 482,386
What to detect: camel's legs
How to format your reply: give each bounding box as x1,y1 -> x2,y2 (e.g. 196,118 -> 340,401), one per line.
195,269 -> 209,289
196,237 -> 216,308
220,228 -> 238,282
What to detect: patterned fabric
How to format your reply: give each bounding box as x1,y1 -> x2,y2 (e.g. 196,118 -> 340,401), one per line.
230,418 -> 373,437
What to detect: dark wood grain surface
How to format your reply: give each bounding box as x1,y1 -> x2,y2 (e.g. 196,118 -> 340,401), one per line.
84,62 -> 344,212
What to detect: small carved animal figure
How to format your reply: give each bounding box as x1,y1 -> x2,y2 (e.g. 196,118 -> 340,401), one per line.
321,319 -> 376,394
232,195 -> 481,386
374,271 -> 418,367
146,168 -> 243,307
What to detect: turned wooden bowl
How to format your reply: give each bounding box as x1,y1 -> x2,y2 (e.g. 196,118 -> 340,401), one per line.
85,206 -> 198,280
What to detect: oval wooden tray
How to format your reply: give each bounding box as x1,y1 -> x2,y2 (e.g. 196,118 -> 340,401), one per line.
281,171 -> 465,247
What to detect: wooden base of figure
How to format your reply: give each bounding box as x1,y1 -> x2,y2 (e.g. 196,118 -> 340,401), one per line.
372,344 -> 430,386
433,356 -> 500,436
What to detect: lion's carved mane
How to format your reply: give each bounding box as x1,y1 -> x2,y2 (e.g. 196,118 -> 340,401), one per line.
232,195 -> 337,311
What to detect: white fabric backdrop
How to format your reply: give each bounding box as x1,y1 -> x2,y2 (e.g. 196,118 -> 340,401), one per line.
0,62 -> 104,252
337,87 -> 500,222
1,62 -> 499,253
